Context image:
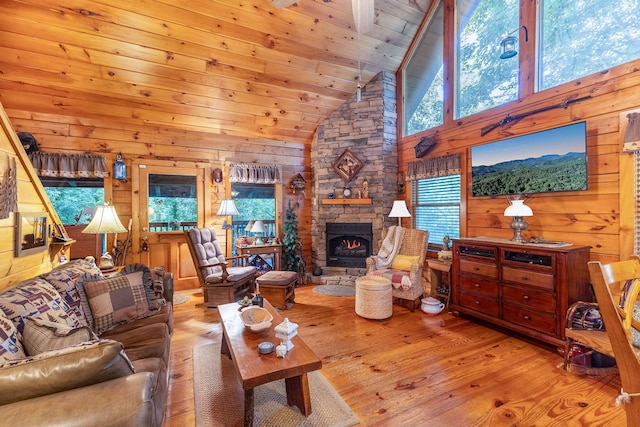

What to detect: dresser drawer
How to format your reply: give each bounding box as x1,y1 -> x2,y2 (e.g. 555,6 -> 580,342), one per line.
502,284 -> 556,313
459,259 -> 498,279
502,304 -> 556,336
502,266 -> 554,290
458,292 -> 500,317
458,275 -> 499,298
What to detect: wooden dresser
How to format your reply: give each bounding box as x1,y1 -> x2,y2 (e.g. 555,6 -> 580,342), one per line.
451,238 -> 592,348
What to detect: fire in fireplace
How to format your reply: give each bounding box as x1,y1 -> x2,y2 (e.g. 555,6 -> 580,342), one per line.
326,222 -> 372,268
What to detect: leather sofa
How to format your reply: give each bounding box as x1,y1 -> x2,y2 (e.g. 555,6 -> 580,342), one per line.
0,259 -> 173,427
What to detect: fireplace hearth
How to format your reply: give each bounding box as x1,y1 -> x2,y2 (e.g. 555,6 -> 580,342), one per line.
326,223 -> 372,268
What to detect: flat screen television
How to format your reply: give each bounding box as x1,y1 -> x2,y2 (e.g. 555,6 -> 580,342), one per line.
471,121 -> 588,197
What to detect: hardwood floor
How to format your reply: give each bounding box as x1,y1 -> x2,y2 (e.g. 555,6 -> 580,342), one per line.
164,286 -> 625,426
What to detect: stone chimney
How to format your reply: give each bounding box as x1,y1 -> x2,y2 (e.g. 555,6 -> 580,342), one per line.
310,71 -> 398,274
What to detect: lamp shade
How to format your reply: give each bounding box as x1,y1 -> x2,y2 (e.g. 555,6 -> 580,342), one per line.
504,199 -> 533,217
82,204 -> 127,234
245,220 -> 255,232
389,200 -> 411,218
216,199 -> 239,216
250,220 -> 267,233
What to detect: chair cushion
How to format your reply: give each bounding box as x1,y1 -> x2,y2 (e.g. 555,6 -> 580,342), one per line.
186,228 -> 226,277
205,266 -> 256,284
391,255 -> 420,271
370,270 -> 413,290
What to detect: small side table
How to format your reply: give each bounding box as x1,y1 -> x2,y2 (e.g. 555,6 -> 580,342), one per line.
427,259 -> 452,309
236,244 -> 282,270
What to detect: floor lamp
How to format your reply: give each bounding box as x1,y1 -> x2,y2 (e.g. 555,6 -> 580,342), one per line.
388,200 -> 411,227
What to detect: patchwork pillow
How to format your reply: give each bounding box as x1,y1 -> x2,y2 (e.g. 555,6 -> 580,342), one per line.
0,279 -> 81,337
0,316 -> 26,363
43,259 -> 104,327
77,271 -> 155,334
391,255 -> 421,271
22,316 -> 95,356
0,339 -> 135,406
114,264 -> 162,310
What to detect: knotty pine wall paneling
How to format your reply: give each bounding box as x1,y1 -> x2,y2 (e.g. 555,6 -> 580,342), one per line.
397,58 -> 640,264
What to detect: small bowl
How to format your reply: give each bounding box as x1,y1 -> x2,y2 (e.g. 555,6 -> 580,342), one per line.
258,341 -> 274,354
240,306 -> 273,333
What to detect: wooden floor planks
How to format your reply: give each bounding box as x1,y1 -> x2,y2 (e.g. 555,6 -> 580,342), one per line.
163,285 -> 625,426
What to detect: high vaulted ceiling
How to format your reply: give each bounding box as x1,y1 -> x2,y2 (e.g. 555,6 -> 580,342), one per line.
0,0 -> 432,145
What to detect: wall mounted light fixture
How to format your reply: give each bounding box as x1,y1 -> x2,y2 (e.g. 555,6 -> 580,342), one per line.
212,168 -> 223,183
113,153 -> 127,181
499,25 -> 528,59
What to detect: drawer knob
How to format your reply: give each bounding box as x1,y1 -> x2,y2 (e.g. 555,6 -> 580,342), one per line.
523,315 -> 531,321
474,300 -> 481,305
474,283 -> 481,288
522,295 -> 530,301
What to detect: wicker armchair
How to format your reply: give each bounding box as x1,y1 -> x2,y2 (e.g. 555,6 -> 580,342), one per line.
366,227 -> 428,311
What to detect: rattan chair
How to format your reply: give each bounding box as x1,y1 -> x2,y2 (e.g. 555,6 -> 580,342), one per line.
185,227 -> 256,307
585,259 -> 640,426
365,227 -> 428,311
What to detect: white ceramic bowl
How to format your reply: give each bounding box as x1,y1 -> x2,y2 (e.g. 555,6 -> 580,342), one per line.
240,306 -> 273,332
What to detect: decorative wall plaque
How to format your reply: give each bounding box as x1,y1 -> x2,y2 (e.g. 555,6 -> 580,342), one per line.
414,136 -> 436,158
331,149 -> 363,182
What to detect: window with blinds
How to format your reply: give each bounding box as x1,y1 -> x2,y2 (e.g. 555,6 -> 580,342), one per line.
411,174 -> 461,246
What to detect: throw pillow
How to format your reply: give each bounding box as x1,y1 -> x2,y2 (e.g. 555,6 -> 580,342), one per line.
0,278 -> 81,337
77,270 -> 155,334
151,265 -> 167,305
0,316 -> 26,363
0,339 -> 135,406
43,259 -> 104,327
249,255 -> 273,274
111,264 -> 163,311
22,316 -> 95,356
391,255 -> 421,271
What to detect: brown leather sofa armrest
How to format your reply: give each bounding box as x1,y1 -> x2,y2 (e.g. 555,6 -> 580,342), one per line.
0,372 -> 158,427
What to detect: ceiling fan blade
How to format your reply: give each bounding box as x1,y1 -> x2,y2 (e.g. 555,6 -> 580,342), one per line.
272,0 -> 297,8
352,0 -> 374,34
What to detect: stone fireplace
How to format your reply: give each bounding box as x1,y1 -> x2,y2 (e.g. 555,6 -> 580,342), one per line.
310,71 -> 398,275
326,222 -> 373,268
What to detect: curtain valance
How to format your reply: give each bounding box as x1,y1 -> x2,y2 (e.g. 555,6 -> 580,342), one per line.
406,154 -> 461,181
228,163 -> 281,184
28,152 -> 108,178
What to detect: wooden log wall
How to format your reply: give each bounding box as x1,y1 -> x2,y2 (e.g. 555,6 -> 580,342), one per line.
397,58 -> 640,264
3,106 -> 311,285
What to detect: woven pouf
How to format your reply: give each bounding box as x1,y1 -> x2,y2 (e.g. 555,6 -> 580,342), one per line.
355,275 -> 393,319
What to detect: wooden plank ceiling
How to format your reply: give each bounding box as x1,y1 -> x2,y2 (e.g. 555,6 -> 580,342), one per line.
0,0 -> 431,145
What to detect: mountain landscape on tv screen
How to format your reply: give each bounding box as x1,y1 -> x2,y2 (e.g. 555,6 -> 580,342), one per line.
472,152 -> 587,197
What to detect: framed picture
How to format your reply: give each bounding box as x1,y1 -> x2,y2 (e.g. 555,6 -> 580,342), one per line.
55,223 -> 72,242
15,212 -> 49,257
331,149 -> 363,182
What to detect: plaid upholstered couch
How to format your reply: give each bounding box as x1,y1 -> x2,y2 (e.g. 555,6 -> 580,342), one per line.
0,259 -> 173,427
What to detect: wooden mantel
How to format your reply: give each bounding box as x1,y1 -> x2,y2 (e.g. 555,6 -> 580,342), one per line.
321,198 -> 372,205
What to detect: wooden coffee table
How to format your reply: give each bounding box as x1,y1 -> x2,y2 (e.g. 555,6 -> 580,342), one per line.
218,299 -> 322,427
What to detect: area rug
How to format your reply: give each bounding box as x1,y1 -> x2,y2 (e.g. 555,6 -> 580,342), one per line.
193,343 -> 359,427
312,285 -> 356,297
173,293 -> 190,305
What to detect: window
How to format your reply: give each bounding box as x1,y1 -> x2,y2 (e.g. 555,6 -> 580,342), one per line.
147,174 -> 197,232
403,0 -> 444,136
540,0 -> 640,90
42,178 -> 104,225
232,183 -> 276,250
456,0 -> 519,119
411,175 -> 461,246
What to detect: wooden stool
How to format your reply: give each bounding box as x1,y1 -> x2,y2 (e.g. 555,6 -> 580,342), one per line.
355,276 -> 393,319
256,271 -> 297,310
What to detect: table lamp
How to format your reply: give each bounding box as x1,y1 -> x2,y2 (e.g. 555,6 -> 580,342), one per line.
388,200 -> 411,227
250,220 -> 267,245
504,198 -> 533,243
82,203 -> 128,270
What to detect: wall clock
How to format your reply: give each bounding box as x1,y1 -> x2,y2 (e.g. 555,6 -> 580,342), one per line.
331,149 -> 363,182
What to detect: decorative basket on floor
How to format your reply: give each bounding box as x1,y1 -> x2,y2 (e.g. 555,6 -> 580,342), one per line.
355,276 -> 392,320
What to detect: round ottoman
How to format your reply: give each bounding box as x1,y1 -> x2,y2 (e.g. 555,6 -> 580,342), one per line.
355,275 -> 393,319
